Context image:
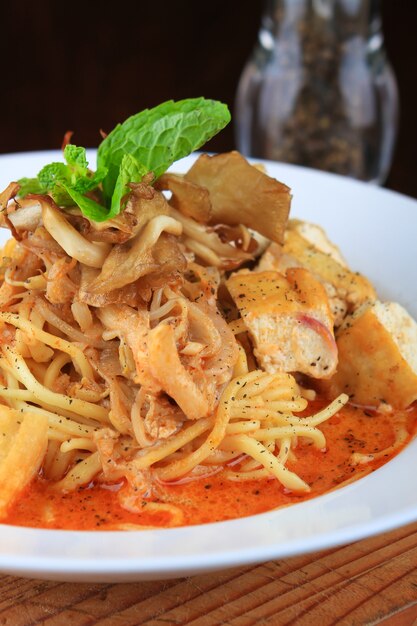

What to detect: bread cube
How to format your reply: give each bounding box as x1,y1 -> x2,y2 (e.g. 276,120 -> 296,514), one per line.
322,301 -> 417,409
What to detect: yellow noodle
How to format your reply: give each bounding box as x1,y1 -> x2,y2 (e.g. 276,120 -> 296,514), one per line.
153,375 -> 242,481
47,428 -> 78,442
60,438 -> 96,453
221,434 -> 310,492
302,394 -> 349,427
253,425 -> 326,449
202,449 -> 243,465
36,300 -> 103,348
2,347 -> 109,423
240,372 -> 278,396
43,352 -> 72,390
233,342 -> 249,377
277,437 -> 292,464
14,329 -> 31,359
229,401 -> 307,418
4,267 -> 31,288
239,457 -> 262,472
132,417 -> 213,471
53,451 -> 102,491
0,388 -> 35,401
33,397 -> 101,425
43,441 -> 74,481
0,312 -> 94,379
0,377 -> 96,437
226,420 -> 261,435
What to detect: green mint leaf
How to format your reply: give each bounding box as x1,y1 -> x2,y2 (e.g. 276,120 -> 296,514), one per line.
51,183 -> 74,207
109,154 -> 148,219
18,147 -> 107,209
17,177 -> 45,197
73,166 -> 108,194
36,163 -> 74,205
38,162 -> 70,189
63,155 -> 146,222
62,185 -> 109,222
97,98 -> 231,199
64,144 -> 88,169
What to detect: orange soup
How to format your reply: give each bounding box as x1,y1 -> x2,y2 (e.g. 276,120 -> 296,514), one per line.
4,400 -> 416,530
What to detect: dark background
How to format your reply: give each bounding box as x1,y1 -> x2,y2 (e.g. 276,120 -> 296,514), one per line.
1,1 -> 416,197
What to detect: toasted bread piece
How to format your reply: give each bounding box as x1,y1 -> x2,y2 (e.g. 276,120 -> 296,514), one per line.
287,219 -> 348,266
0,406 -> 48,516
257,226 -> 376,326
227,268 -> 337,379
283,230 -> 376,309
322,301 -> 417,409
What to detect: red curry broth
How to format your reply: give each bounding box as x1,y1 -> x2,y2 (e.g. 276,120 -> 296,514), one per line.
4,400 -> 417,530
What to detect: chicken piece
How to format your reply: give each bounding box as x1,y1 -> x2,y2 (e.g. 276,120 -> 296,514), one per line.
226,268 -> 337,379
97,304 -> 160,393
321,301 -> 417,409
257,224 -> 376,326
139,391 -> 184,441
148,323 -> 210,420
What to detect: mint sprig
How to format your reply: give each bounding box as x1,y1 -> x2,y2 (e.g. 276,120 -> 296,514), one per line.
109,153 -> 149,219
97,98 -> 231,200
18,145 -> 108,209
17,98 -> 231,222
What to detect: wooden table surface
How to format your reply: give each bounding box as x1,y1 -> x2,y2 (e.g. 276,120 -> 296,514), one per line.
0,521 -> 415,625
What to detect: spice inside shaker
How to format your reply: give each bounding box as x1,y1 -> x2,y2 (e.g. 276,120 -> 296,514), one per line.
235,0 -> 398,183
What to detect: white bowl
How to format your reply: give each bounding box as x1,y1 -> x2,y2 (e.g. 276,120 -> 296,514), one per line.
0,151 -> 415,582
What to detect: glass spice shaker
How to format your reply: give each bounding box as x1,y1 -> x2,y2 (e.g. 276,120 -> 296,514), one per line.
235,0 -> 399,183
